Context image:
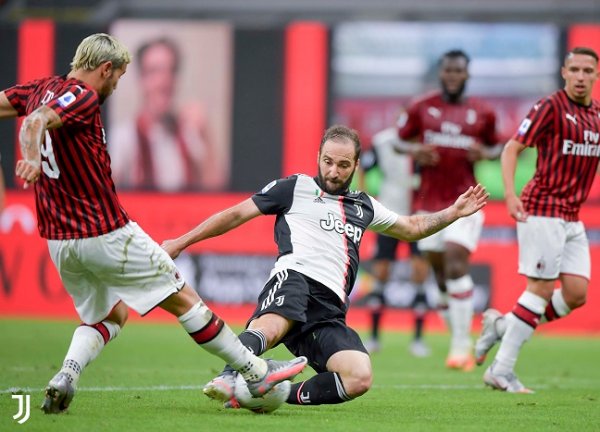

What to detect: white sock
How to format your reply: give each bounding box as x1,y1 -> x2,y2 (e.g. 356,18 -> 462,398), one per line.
540,288 -> 571,323
61,320 -> 121,387
446,275 -> 474,356
494,291 -> 546,375
178,301 -> 267,382
437,291 -> 450,329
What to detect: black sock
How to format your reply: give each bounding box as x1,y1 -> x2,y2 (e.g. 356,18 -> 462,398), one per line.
412,291 -> 428,341
286,372 -> 351,405
223,329 -> 267,374
371,311 -> 382,340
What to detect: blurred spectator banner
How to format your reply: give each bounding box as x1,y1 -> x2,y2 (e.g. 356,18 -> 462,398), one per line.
108,20 -> 234,192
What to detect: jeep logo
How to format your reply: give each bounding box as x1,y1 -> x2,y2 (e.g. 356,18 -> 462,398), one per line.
320,213 -> 363,243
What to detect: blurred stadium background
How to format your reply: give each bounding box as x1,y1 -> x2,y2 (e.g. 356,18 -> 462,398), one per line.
1,0 -> 600,335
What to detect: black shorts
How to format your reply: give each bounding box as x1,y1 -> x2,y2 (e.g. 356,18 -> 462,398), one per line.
249,269 -> 367,373
373,234 -> 421,260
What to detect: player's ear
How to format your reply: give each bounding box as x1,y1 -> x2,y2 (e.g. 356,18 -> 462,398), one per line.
100,61 -> 113,77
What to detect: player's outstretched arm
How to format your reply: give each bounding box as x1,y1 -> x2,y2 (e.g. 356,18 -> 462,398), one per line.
161,198 -> 263,259
383,184 -> 488,242
16,105 -> 62,189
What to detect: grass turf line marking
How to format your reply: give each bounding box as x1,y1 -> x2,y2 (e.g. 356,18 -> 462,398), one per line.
1,383 -> 553,394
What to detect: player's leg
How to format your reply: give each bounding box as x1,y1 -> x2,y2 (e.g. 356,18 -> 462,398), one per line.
42,239 -> 129,414
286,324 -> 372,405
483,216 -> 565,392
443,242 -> 475,370
159,282 -> 305,398
442,211 -> 484,371
110,223 -> 305,397
477,220 -> 590,366
202,269 -> 308,403
364,235 -> 397,352
408,245 -> 431,357
202,312 -> 295,403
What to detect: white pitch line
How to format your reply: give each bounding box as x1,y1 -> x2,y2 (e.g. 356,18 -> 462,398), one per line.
1,383 -> 552,395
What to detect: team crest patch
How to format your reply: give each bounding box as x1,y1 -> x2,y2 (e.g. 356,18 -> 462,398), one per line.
57,92 -> 76,108
517,118 -> 532,136
313,189 -> 325,203
535,258 -> 546,274
261,180 -> 277,194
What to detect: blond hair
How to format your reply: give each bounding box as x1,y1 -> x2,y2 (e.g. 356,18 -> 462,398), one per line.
71,33 -> 131,71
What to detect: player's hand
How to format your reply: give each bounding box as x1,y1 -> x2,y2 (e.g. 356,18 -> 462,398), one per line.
15,159 -> 41,189
453,183 -> 488,218
412,145 -> 440,166
506,195 -> 528,222
161,239 -> 184,259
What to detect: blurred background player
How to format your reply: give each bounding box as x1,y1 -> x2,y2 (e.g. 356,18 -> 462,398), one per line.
475,47 -> 600,393
395,49 -> 502,371
359,119 -> 431,357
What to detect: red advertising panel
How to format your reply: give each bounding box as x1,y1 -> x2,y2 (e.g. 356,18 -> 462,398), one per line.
2,191 -> 600,334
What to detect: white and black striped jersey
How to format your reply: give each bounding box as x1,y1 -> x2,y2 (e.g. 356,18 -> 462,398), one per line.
252,174 -> 398,303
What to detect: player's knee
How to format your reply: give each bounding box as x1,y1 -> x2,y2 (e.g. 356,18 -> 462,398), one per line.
340,367 -> 373,398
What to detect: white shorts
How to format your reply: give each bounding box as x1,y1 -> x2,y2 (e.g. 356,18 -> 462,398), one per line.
517,216 -> 590,280
48,221 -> 185,324
417,210 -> 484,253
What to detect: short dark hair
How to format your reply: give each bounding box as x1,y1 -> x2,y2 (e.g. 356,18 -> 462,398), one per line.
439,49 -> 470,66
566,46 -> 599,63
136,37 -> 180,73
320,125 -> 361,161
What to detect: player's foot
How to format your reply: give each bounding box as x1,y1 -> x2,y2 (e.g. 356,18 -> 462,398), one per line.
41,372 -> 75,414
246,356 -> 307,397
203,370 -> 238,404
364,338 -> 381,354
409,339 -> 431,358
483,362 -> 533,394
446,353 -> 476,372
224,377 -> 291,414
475,309 -> 503,365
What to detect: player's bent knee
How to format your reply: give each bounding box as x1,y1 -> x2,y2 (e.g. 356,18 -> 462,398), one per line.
342,370 -> 373,398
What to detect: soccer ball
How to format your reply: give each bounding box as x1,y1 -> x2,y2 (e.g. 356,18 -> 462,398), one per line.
232,373 -> 291,414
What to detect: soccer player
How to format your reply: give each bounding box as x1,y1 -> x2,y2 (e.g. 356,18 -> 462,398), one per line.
360,122 -> 431,357
162,125 -> 488,409
475,46 -> 600,393
394,49 -> 502,371
0,33 -> 306,414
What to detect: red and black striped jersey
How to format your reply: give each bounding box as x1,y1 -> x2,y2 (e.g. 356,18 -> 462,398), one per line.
5,75 -> 129,239
514,89 -> 600,221
398,91 -> 499,212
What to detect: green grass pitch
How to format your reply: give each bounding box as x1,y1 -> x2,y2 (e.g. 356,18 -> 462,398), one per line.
1,318 -> 599,431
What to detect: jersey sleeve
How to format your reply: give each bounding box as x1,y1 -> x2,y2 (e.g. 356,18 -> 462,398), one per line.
251,175 -> 298,215
512,98 -> 553,148
4,80 -> 40,116
367,195 -> 399,232
398,103 -> 422,141
46,84 -> 99,126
